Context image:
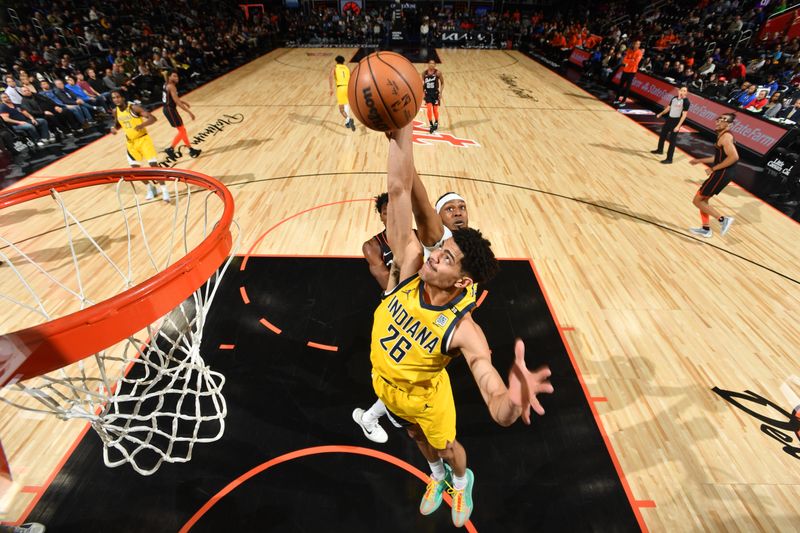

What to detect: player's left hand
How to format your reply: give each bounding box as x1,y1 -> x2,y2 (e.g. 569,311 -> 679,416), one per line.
704,168 -> 713,175
673,127 -> 679,132
134,124 -> 144,131
507,339 -> 554,425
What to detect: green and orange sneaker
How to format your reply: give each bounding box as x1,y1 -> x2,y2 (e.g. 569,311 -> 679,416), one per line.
448,468 -> 474,527
419,464 -> 452,515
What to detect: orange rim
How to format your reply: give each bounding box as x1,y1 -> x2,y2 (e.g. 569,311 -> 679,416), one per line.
0,168 -> 234,384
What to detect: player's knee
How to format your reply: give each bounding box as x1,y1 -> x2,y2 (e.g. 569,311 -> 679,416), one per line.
406,426 -> 424,442
692,194 -> 703,207
436,447 -> 453,461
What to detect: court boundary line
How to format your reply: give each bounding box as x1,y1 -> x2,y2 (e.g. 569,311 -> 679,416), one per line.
528,259 -> 651,531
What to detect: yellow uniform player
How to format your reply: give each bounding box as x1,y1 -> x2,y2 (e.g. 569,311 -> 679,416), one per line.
110,91 -> 170,202
329,55 -> 355,131
359,123 -> 554,528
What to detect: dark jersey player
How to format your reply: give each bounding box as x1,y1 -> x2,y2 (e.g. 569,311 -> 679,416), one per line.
688,112 -> 738,238
363,193 -> 393,290
163,71 -> 201,160
422,60 -> 444,134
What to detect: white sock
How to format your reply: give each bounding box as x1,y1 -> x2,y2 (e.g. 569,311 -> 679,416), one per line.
428,460 -> 446,481
363,399 -> 386,425
344,104 -> 352,120
452,472 -> 468,490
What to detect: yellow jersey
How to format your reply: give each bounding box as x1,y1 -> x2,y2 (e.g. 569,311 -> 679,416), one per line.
334,64 -> 350,87
115,103 -> 147,141
370,275 -> 477,390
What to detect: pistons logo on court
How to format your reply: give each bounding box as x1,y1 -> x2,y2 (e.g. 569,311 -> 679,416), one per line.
713,377 -> 800,460
411,120 -> 481,148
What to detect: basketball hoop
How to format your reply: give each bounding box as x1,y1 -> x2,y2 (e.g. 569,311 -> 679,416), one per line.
0,169 -> 238,475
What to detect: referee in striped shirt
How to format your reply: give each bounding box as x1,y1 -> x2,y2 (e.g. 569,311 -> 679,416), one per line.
652,85 -> 690,164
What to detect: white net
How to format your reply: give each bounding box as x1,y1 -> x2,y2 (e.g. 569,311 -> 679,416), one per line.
0,174 -> 237,475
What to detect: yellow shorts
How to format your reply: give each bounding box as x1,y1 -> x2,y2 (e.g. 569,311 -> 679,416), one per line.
336,85 -> 349,106
372,369 -> 456,450
126,134 -> 158,164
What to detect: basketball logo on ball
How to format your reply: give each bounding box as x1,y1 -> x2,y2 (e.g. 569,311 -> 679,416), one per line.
348,52 -> 423,131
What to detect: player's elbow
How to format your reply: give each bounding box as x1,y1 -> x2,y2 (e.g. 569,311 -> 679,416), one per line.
387,174 -> 412,197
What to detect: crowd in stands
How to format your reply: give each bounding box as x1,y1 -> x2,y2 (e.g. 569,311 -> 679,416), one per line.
537,0 -> 800,122
282,5 -> 530,48
7,0 -> 800,176
0,0 -> 277,167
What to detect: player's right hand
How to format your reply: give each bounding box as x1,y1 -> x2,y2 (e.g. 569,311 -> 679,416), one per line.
689,159 -> 700,165
508,339 -> 554,425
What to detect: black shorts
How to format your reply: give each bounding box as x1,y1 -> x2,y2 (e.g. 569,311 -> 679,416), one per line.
163,105 -> 183,128
424,92 -> 439,105
699,169 -> 734,197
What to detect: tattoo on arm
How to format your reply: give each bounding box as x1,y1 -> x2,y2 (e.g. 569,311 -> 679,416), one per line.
389,262 -> 400,287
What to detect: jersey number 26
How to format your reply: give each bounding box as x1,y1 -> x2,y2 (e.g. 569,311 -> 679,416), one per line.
379,324 -> 412,363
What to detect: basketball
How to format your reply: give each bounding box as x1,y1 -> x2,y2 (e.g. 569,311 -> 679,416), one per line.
348,51 -> 424,132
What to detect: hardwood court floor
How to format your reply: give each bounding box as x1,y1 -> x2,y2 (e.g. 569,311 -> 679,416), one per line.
1,48 -> 799,531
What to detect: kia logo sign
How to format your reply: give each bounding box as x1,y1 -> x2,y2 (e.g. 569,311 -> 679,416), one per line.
441,32 -> 469,41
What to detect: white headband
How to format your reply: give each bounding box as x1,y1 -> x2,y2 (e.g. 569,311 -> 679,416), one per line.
435,193 -> 466,213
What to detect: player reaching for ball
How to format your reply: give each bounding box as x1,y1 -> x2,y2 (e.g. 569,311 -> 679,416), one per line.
369,120 -> 554,527
330,56 -> 356,132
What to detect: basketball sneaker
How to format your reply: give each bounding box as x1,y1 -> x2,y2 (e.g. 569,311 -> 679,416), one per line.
448,468 -> 474,527
429,123 -> 435,134
719,216 -> 734,236
352,408 -> 388,443
189,147 -> 202,158
348,118 -> 356,131
419,463 -> 452,515
433,121 -> 439,131
689,227 -> 712,238
12,523 -> 46,533
145,184 -> 157,200
161,185 -> 171,202
165,147 -> 177,160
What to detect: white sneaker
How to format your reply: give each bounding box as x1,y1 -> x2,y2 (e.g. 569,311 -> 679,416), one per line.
145,184 -> 156,200
352,408 -> 388,443
719,216 -> 734,236
689,227 -> 712,238
160,185 -> 170,202
13,522 -> 46,533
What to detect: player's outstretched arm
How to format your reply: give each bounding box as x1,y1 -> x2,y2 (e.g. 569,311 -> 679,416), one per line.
386,123 -> 423,290
411,167 -> 444,247
454,317 -> 553,426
